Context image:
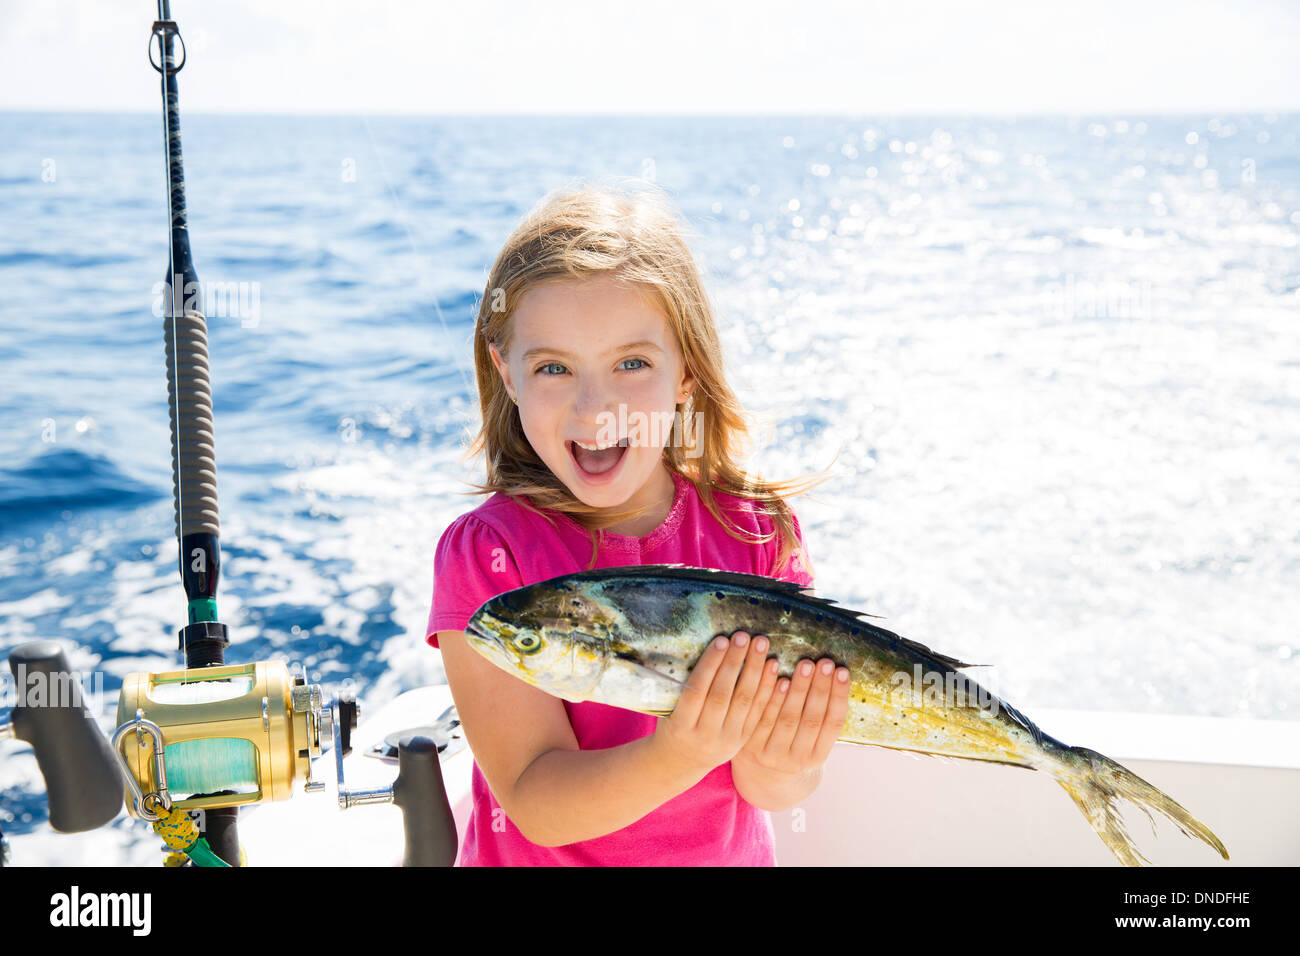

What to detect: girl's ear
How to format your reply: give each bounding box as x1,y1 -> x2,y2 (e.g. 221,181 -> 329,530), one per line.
488,342 -> 514,396
677,371 -> 696,405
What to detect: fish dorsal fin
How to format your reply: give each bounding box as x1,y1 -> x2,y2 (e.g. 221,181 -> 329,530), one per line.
997,698 -> 1046,749
555,564 -> 982,671
569,564 -> 871,617
896,636 -> 981,671
563,563 -> 809,594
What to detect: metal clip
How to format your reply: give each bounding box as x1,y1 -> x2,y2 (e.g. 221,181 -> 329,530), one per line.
111,710 -> 173,821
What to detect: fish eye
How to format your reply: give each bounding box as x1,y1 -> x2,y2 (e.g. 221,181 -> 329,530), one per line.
514,633 -> 542,654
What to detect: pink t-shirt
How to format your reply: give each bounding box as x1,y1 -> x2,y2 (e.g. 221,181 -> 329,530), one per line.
425,468 -> 816,867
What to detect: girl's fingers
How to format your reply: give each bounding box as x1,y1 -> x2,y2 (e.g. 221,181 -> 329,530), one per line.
790,658 -> 838,756
698,631 -> 752,732
723,634 -> 771,737
676,635 -> 732,724
766,657 -> 815,753
812,666 -> 853,764
743,658 -> 784,747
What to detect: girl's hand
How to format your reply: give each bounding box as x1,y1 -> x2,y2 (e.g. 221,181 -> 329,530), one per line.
738,654 -> 851,777
652,631 -> 779,776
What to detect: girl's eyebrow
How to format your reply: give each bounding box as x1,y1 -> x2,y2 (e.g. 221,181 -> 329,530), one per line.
521,340 -> 664,361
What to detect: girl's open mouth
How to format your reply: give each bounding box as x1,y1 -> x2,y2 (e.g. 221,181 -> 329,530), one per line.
567,438 -> 630,484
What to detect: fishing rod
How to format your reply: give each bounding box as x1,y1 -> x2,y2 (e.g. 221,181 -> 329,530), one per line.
116,2 -> 453,866
0,3 -> 459,869
145,0 -> 245,864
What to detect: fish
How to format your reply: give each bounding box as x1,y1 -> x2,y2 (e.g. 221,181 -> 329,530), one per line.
464,563 -> 1229,867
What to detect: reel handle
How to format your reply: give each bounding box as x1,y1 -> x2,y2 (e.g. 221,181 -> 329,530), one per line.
7,642 -> 123,832
391,734 -> 458,867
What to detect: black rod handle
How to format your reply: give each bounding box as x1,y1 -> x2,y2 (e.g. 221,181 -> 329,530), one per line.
7,642 -> 123,833
390,735 -> 458,867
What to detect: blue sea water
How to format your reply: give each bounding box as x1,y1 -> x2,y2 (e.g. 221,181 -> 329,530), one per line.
0,112 -> 1297,852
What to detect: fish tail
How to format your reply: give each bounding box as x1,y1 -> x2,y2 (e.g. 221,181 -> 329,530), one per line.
1050,745 -> 1229,866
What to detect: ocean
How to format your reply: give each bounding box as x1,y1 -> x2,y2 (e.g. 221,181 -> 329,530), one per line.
1,111 -> 1297,858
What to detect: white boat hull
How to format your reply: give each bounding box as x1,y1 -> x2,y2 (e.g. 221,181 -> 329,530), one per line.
239,691 -> 1299,866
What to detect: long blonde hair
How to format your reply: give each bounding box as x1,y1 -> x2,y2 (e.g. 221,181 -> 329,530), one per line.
461,176 -> 839,574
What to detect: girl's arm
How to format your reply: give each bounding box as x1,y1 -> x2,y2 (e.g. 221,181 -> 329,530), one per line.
436,627 -> 775,848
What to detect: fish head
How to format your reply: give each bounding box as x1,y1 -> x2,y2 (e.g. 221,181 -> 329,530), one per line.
463,585 -> 611,702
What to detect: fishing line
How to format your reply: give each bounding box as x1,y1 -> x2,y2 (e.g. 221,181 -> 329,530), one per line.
153,23 -> 186,567
358,113 -> 477,405
150,677 -> 252,704
164,739 -> 260,799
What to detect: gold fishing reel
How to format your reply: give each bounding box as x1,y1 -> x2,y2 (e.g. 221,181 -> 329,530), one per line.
112,659 -> 343,819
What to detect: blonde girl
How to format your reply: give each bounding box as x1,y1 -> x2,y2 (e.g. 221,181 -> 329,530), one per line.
426,178 -> 849,865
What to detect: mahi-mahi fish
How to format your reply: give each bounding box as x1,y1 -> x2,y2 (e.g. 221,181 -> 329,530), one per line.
463,564 -> 1229,866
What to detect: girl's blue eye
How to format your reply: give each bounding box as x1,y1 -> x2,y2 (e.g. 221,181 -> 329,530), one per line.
533,358 -> 650,375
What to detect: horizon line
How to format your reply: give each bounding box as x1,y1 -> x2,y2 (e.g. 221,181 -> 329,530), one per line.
3,107 -> 1298,120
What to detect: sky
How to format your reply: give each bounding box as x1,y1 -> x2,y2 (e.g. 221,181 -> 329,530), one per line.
1,0 -> 1298,115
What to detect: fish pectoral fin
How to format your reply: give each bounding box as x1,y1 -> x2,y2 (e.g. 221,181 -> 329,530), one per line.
624,658 -> 687,688
613,658 -> 687,718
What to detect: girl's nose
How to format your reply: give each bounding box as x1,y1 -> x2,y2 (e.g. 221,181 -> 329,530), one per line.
573,381 -> 620,424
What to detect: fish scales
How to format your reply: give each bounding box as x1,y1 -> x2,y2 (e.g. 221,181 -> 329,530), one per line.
464,564 -> 1229,866
602,574 -> 1052,768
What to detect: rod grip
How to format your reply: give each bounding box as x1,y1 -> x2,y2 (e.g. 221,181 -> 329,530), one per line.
164,308 -> 220,541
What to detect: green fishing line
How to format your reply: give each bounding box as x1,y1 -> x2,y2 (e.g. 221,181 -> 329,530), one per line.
164,738 -> 259,797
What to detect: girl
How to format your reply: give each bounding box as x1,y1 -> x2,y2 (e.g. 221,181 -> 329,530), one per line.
426,179 -> 851,865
